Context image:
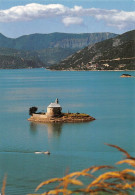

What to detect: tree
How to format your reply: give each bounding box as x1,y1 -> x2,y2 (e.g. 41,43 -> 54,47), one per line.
29,107 -> 38,115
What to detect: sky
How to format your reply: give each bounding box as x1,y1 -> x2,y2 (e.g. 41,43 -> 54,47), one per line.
0,0 -> 135,38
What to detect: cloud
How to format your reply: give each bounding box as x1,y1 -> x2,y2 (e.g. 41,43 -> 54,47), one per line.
0,4 -> 67,22
62,17 -> 83,26
0,3 -> 135,29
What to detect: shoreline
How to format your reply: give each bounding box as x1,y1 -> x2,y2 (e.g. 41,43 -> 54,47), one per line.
0,67 -> 135,72
47,68 -> 135,72
28,113 -> 96,123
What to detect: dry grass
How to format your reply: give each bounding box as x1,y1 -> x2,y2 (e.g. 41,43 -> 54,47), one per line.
1,175 -> 7,195
1,144 -> 135,195
64,113 -> 90,117
29,144 -> 135,195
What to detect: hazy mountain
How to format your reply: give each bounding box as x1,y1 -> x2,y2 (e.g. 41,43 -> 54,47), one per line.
0,32 -> 118,68
49,30 -> 135,70
0,32 -> 117,50
36,48 -> 78,66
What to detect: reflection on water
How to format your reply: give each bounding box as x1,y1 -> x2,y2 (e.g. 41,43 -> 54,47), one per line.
29,122 -> 38,134
29,122 -> 63,138
46,123 -> 63,138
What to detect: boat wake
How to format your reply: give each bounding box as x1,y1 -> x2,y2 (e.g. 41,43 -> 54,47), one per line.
34,151 -> 50,155
0,151 -> 50,155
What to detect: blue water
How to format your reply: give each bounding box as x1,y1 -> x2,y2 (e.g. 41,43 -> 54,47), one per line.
0,69 -> 135,194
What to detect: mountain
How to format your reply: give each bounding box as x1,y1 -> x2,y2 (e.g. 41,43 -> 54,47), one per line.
49,30 -> 135,71
36,47 -> 78,66
0,32 -> 117,68
0,48 -> 45,69
0,32 -> 117,50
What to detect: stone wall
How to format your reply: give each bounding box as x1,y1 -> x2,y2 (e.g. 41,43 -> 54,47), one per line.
47,107 -> 61,117
32,113 -> 48,119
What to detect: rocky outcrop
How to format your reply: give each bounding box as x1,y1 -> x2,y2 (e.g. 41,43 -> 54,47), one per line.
120,74 -> 133,77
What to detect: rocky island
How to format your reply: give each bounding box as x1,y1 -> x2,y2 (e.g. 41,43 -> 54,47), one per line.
120,74 -> 133,78
28,99 -> 95,123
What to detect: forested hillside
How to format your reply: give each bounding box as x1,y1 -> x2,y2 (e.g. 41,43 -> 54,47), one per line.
49,30 -> 135,71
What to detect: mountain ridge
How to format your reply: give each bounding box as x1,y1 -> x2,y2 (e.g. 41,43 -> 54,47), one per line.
49,30 -> 135,71
0,32 -> 117,50
0,32 -> 118,68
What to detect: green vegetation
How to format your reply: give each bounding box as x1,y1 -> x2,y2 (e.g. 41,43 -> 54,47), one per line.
0,47 -> 78,67
50,30 -> 135,71
0,48 -> 45,69
29,107 -> 38,116
0,55 -> 45,69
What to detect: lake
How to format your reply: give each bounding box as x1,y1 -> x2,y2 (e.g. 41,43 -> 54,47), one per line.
0,69 -> 135,194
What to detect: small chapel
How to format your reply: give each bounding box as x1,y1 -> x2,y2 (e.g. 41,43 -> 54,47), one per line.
46,98 -> 62,118
28,98 -> 95,123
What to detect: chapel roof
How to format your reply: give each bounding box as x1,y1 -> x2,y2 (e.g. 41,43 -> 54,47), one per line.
47,98 -> 61,108
48,103 -> 61,108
